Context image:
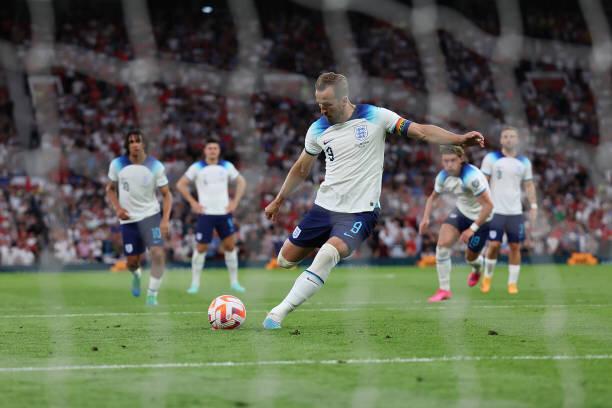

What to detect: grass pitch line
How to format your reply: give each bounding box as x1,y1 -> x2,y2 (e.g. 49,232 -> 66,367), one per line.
1,355 -> 611,373
1,303 -> 610,319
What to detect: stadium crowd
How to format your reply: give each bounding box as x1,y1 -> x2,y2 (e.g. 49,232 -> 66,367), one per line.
0,1 -> 610,266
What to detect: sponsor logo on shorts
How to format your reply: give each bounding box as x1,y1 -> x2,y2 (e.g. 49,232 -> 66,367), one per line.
292,226 -> 302,239
125,244 -> 133,254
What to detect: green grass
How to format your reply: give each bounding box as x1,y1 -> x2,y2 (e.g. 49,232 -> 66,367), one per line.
0,264 -> 611,407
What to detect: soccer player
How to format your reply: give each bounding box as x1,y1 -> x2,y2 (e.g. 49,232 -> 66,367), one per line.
480,126 -> 537,294
419,145 -> 494,302
176,139 -> 247,294
106,130 -> 172,306
262,72 -> 485,329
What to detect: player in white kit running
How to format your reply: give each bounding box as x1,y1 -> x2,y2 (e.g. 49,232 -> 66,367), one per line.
263,72 -> 485,329
106,130 -> 173,306
480,126 -> 538,294
419,145 -> 494,302
176,139 -> 247,294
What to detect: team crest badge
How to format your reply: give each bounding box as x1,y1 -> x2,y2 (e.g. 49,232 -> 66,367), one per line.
489,231 -> 497,239
292,226 -> 302,239
354,124 -> 368,142
196,233 -> 202,241
471,179 -> 480,189
125,244 -> 133,254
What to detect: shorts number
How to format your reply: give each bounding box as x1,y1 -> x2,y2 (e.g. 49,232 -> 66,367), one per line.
470,236 -> 480,246
152,227 -> 162,240
325,146 -> 335,162
350,221 -> 363,234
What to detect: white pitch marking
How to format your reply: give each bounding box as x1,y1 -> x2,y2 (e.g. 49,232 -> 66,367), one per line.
0,355 -> 611,373
0,304 -> 610,319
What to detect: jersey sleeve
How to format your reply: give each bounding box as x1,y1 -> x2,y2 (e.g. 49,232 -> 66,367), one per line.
305,124 -> 323,156
108,159 -> 118,182
522,157 -> 533,181
184,163 -> 198,181
465,170 -> 488,197
480,153 -> 493,176
376,107 -> 402,133
434,171 -> 446,194
226,162 -> 240,180
155,162 -> 169,187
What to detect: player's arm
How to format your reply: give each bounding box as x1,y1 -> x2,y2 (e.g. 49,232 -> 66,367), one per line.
264,150 -> 317,222
523,179 -> 538,225
459,190 -> 494,244
176,175 -> 204,214
397,119 -> 484,147
419,191 -> 440,235
227,174 -> 247,213
158,184 -> 172,238
105,181 -> 129,220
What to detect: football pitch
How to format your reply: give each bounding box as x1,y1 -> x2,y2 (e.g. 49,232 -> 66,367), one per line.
0,264 -> 610,407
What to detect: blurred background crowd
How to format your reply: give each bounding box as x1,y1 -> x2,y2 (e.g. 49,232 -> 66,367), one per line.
0,0 -> 610,266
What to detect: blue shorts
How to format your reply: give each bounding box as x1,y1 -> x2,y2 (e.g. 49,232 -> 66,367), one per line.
288,204 -> 379,253
444,208 -> 489,253
120,213 -> 163,256
488,213 -> 525,243
196,214 -> 235,244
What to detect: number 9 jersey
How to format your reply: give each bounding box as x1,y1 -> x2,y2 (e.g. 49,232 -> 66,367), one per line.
304,104 -> 408,214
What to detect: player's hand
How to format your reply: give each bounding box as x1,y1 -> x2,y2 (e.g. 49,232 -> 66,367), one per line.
460,131 -> 485,148
529,207 -> 538,226
190,202 -> 205,214
116,207 -> 130,220
160,219 -> 170,239
460,229 -> 475,244
418,219 -> 430,235
226,200 -> 238,214
264,198 -> 283,222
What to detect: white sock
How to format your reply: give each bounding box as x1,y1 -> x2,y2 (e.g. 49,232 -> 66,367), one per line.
467,255 -> 483,273
436,246 -> 452,291
191,250 -> 206,287
224,249 -> 239,285
148,276 -> 162,296
269,243 -> 340,321
485,258 -> 497,278
508,264 -> 520,284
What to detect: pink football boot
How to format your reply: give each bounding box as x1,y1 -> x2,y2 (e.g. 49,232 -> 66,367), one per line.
428,289 -> 452,303
467,271 -> 481,287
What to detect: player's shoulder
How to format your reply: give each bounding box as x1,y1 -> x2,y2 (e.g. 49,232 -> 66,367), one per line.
460,163 -> 485,182
110,155 -> 131,170
516,154 -> 532,166
352,104 -> 398,124
219,160 -> 236,170
144,155 -> 165,172
307,115 -> 331,139
435,169 -> 449,183
188,159 -> 208,171
484,150 -> 504,162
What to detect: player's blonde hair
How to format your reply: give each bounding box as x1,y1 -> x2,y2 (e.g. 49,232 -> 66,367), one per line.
315,72 -> 349,99
439,145 -> 465,158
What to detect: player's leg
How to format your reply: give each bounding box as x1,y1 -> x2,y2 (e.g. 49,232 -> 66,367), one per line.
465,223 -> 488,287
482,214 -> 504,293
506,215 -> 525,294
216,215 -> 244,292
429,223 -> 460,302
277,239 -> 316,268
120,222 -> 145,297
264,208 -> 376,329
140,214 -> 165,305
188,215 -> 213,294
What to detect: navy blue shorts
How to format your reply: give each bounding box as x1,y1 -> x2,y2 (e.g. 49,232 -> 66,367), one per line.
444,208 -> 489,253
288,205 -> 379,253
488,213 -> 525,243
120,213 -> 163,256
196,214 -> 235,244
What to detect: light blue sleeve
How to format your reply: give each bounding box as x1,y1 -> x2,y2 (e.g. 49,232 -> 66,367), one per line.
481,153 -> 494,176
154,161 -> 169,187
305,122 -> 324,156
434,171 -> 447,194
108,159 -> 119,181
465,169 -> 488,196
521,157 -> 533,181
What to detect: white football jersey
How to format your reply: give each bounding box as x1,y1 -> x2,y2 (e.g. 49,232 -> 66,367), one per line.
434,163 -> 493,222
305,104 -> 403,213
184,160 -> 240,215
481,151 -> 533,215
108,155 -> 168,224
